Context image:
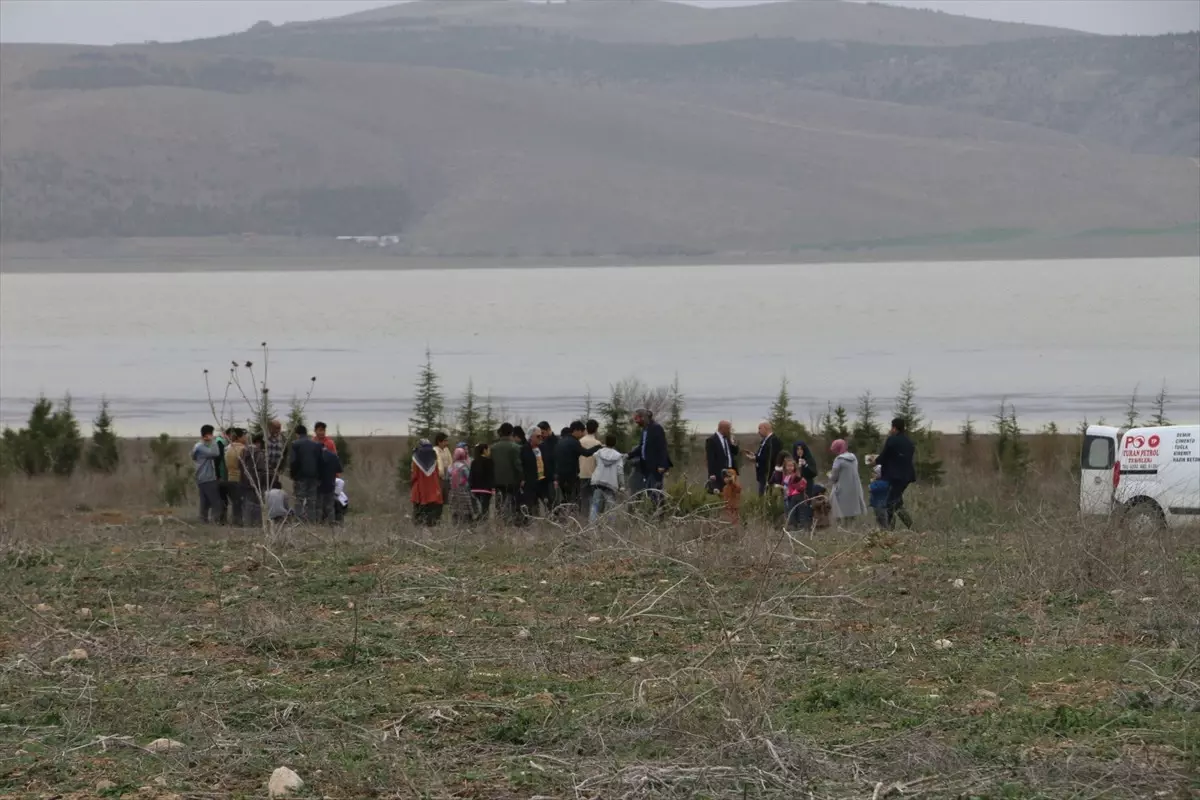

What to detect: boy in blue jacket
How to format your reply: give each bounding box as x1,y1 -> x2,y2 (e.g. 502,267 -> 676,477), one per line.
868,464 -> 890,530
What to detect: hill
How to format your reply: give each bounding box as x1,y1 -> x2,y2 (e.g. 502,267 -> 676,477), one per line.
324,0 -> 1077,46
181,21 -> 1200,157
2,42 -> 1196,253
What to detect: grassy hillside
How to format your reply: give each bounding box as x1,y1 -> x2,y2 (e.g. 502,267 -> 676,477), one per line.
0,1 -> 1196,253
182,23 -> 1200,157
2,44 -> 1197,251
329,0 -> 1076,45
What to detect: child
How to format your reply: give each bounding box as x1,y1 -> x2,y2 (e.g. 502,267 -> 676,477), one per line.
869,464 -> 890,530
721,468 -> 742,526
334,477 -> 349,524
780,455 -> 808,531
469,443 -> 495,522
266,487 -> 292,523
589,434 -> 625,524
448,447 -> 473,525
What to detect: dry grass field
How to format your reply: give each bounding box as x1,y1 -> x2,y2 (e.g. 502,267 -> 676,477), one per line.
1,438 -> 1197,799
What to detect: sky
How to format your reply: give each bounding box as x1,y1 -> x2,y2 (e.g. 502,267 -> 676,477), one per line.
0,0 -> 1197,45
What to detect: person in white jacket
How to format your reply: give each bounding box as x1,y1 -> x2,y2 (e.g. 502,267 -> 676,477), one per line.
589,434 -> 625,524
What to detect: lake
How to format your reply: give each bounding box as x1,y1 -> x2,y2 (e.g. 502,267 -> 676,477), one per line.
1,257 -> 1197,436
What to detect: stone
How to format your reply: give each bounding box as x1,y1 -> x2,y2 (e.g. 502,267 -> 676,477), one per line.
144,738 -> 185,753
96,779 -> 117,792
933,639 -> 953,650
268,766 -> 304,798
76,607 -> 93,619
67,648 -> 89,662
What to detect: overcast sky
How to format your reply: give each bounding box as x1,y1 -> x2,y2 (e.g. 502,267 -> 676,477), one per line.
1,0 -> 1197,45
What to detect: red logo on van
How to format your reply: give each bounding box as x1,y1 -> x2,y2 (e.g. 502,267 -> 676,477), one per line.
1148,435 -> 1161,448
1127,435 -> 1145,448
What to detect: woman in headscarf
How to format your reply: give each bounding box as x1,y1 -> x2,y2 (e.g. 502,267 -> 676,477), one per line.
828,439 -> 867,523
410,439 -> 444,526
447,447 -> 473,525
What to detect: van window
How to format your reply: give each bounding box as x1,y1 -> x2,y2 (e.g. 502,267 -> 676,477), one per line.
1081,435 -> 1115,470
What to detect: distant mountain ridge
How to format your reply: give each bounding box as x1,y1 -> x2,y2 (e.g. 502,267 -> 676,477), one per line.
0,0 -> 1196,254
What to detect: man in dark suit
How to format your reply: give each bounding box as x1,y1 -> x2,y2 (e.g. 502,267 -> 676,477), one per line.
629,408 -> 671,509
745,421 -> 782,495
705,420 -> 738,493
874,417 -> 916,530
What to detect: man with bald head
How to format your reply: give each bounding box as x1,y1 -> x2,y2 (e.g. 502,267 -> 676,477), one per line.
746,421 -> 783,495
705,420 -> 738,493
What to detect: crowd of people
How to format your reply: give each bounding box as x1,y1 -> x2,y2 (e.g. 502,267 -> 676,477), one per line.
190,420 -> 347,526
189,409 -> 918,531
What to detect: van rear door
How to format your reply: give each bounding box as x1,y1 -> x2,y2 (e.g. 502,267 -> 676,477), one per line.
1080,425 -> 1120,516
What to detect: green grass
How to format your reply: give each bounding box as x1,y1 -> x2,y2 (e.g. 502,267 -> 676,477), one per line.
1,502 -> 1197,798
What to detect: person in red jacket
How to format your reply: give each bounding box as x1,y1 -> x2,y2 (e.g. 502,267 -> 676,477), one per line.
410,439 -> 444,526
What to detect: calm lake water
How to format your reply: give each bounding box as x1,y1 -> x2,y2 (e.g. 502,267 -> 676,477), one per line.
1,258 -> 1198,436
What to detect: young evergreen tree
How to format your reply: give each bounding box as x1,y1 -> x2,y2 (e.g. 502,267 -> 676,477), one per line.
6,395 -> 85,477
598,384 -> 632,452
286,398 -> 306,440
892,375 -> 943,485
1148,381 -> 1170,426
581,388 -> 594,424
894,374 -> 925,433
767,377 -> 808,444
482,393 -> 500,442
409,347 -> 445,440
334,426 -> 352,468
821,402 -> 851,442
664,374 -> 690,467
86,398 -> 120,473
1124,385 -> 1140,428
959,415 -> 976,467
993,400 -> 1029,480
851,390 -> 883,456
454,379 -> 485,448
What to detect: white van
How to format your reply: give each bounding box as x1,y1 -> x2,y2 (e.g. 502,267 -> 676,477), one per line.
1080,425 -> 1200,529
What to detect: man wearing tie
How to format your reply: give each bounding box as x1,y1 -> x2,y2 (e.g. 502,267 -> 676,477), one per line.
705,420 -> 738,494
745,421 -> 782,496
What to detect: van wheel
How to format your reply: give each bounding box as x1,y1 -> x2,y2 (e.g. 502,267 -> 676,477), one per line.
1122,501 -> 1166,533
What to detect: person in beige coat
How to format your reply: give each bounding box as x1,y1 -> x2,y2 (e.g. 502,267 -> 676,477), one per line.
578,419 -> 602,511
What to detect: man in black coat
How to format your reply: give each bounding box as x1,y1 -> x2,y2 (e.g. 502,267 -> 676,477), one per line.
316,447 -> 344,524
536,421 -> 558,508
629,409 -> 671,509
554,420 -> 604,510
289,425 -> 325,522
875,417 -> 916,530
746,422 -> 783,495
705,420 -> 738,494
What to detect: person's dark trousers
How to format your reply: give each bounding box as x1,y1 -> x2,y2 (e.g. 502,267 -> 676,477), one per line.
873,506 -> 889,529
537,479 -> 554,512
294,479 -> 319,522
886,481 -> 914,530
198,480 -> 222,523
580,478 -> 593,513
243,496 -> 263,529
644,471 -> 665,512
413,503 -> 443,527
520,486 -> 541,524
316,492 -> 335,524
757,480 -> 767,496
557,476 -> 580,513
217,481 -> 233,524
495,485 -> 519,523
335,502 -> 347,524
472,493 -> 492,522
220,481 -> 244,526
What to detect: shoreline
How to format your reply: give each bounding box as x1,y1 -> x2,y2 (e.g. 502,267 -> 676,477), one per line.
2,233 -> 1197,274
